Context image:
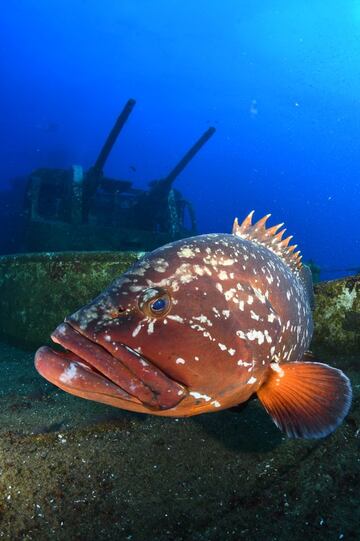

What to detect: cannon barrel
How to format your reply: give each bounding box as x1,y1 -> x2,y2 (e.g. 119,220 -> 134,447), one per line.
162,126 -> 216,189
82,99 -> 136,217
133,126 -> 216,233
93,98 -> 136,175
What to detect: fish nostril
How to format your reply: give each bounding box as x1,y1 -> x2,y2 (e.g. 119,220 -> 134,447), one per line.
108,306 -> 127,318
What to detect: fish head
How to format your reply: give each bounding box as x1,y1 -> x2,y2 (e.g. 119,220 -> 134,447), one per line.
35,235 -> 274,415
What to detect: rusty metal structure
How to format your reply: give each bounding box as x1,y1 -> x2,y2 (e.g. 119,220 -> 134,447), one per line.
24,99 -> 216,252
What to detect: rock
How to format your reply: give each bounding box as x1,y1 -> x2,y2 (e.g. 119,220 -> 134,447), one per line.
0,251 -> 140,348
313,275 -> 360,353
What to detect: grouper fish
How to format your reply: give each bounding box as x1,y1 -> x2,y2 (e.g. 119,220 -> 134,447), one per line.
35,212 -> 352,438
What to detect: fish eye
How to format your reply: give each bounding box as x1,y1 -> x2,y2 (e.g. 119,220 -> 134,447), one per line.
138,288 -> 171,318
150,297 -> 167,312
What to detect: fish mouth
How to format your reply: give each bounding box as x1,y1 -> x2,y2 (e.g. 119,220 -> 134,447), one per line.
35,322 -> 187,412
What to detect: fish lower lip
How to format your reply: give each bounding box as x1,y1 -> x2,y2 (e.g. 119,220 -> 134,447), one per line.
35,345 -> 136,403
39,322 -> 186,409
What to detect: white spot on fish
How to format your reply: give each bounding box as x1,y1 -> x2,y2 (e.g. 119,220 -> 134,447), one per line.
237,359 -> 252,367
57,324 -> 67,336
132,323 -> 142,337
147,320 -> 155,334
179,273 -> 195,284
193,315 -> 213,326
129,285 -> 144,293
222,258 -> 235,266
59,363 -> 78,384
246,329 -> 265,345
190,391 -> 212,401
211,400 -> 221,408
177,247 -> 196,258
271,363 -> 285,377
264,329 -> 272,343
130,266 -> 147,276
193,265 -> 204,276
254,288 -> 267,303
176,358 -> 186,364
167,314 -> 184,324
142,288 -> 161,302
224,288 -> 236,301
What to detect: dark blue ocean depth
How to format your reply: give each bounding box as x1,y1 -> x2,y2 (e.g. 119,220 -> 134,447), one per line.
1,0 -> 360,279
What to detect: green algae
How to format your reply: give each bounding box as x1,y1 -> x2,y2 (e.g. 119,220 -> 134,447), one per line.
313,275 -> 360,354
0,252 -> 140,349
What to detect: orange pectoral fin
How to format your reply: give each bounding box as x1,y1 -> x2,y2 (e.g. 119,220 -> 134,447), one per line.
257,361 -> 352,439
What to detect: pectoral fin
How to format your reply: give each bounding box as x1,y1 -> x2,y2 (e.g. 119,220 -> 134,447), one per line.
257,360 -> 352,439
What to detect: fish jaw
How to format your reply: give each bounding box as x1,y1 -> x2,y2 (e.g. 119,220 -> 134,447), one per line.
34,321 -> 258,417
34,322 -> 188,413
34,345 -> 152,414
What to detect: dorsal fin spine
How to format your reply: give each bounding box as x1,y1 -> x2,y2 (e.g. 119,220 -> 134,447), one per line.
266,223 -> 283,237
232,212 -> 302,272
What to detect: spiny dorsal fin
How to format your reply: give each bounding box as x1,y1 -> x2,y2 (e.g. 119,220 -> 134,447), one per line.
232,211 -> 303,273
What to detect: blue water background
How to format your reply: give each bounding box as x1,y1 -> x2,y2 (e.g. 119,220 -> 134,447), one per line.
1,0 -> 360,279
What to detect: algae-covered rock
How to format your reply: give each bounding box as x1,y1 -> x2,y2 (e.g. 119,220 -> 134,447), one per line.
0,251 -> 141,349
0,252 -> 359,354
313,275 -> 360,353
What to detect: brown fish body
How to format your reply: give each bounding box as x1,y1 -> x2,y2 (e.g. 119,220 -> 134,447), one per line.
35,213 -> 352,438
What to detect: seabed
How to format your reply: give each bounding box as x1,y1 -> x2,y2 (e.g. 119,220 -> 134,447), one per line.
0,253 -> 358,540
